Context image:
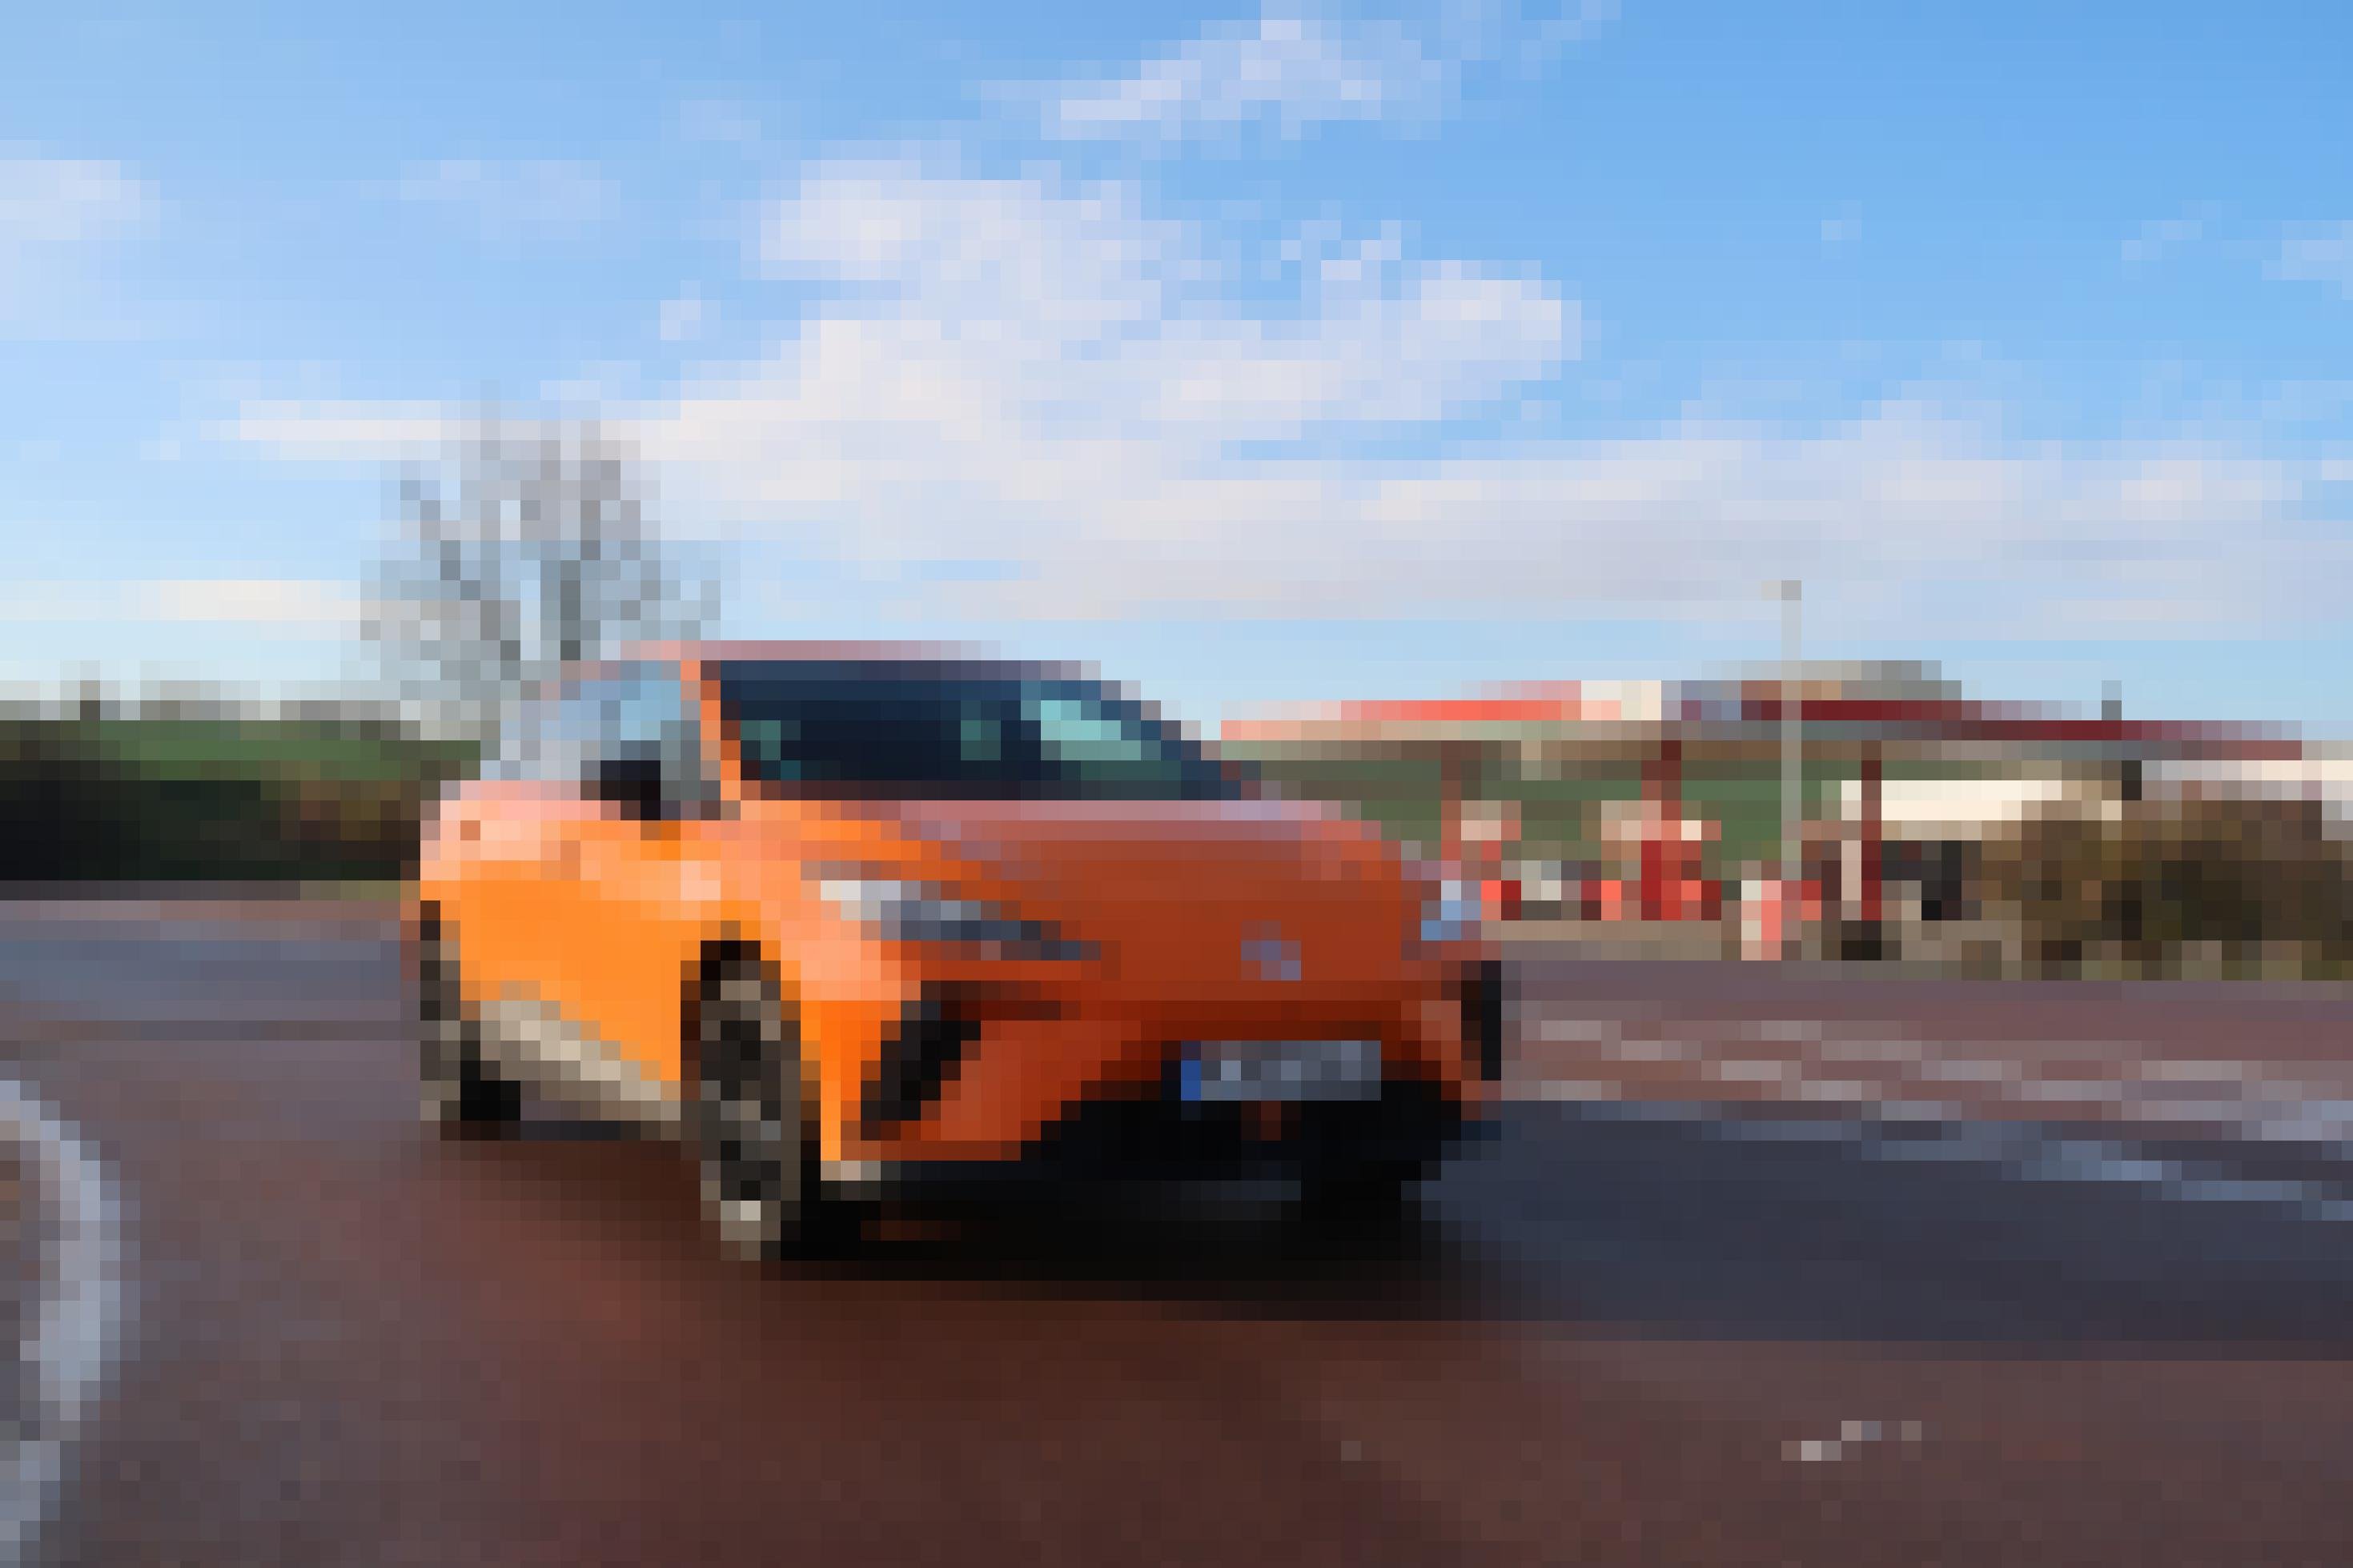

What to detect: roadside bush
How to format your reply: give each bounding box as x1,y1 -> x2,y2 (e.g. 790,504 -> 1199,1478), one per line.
0,718 -> 473,885
1978,790 -> 2353,976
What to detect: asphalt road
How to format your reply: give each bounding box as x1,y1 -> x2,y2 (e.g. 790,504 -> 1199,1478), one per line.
10,902 -> 2353,1566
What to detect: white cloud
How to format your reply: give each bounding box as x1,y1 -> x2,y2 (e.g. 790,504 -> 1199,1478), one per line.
657,288 -> 709,343
0,151 -> 157,337
2122,211 -> 2207,267
2269,221 -> 2353,299
227,400 -> 460,462
233,158 -> 2348,643
0,154 -> 152,243
0,579 -> 356,630
674,98 -> 767,150
1037,1 -> 1616,149
1047,12 -> 1439,145
396,158 -> 615,243
748,158 -> 1568,447
135,579 -> 359,628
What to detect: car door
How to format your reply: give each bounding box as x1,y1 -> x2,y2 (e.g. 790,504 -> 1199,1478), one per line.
551,663 -> 726,1115
432,683 -> 604,1047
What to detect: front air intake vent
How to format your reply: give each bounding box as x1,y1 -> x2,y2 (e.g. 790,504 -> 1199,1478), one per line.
859,988 -> 984,1136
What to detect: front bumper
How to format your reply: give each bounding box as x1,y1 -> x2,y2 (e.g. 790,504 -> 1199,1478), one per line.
823,946 -> 1504,1172
828,1066 -> 1487,1199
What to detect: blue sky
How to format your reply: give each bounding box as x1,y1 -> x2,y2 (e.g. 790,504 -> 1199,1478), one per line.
5,1 -> 2353,730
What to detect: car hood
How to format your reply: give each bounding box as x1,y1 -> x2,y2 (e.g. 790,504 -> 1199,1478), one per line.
809,796 -> 1426,989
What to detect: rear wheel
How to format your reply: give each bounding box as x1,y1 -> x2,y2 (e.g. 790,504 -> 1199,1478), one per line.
689,955 -> 837,1259
414,908 -> 521,1133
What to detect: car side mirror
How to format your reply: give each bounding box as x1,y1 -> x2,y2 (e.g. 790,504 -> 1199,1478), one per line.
588,753 -> 669,822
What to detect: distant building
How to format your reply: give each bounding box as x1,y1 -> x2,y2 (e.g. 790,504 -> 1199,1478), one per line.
1223,662 -> 2307,934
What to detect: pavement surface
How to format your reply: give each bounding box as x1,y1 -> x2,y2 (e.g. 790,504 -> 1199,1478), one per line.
9,901 -> 2353,1565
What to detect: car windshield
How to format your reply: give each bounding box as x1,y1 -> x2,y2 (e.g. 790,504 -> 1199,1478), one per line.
714,660 -> 1241,801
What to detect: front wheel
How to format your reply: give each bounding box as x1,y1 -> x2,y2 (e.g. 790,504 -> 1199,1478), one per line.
689,955 -> 839,1260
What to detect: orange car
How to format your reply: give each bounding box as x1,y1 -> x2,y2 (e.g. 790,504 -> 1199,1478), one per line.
410,644 -> 1502,1257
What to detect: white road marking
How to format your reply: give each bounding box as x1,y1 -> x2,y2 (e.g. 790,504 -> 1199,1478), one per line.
1543,1096 -> 2353,1221
0,1077 -> 126,1564
1515,1015 -> 2353,1219
1783,1419 -> 1925,1463
1523,1015 -> 2353,1133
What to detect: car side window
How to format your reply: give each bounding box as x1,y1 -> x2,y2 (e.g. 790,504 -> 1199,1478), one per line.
1026,687 -> 1191,793
493,665 -> 715,820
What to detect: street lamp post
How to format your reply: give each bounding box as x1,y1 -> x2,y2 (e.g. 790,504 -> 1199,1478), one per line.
1777,580 -> 1803,954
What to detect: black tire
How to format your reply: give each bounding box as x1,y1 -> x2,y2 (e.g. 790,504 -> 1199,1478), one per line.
1295,1159 -> 1424,1223
689,955 -> 835,1260
415,911 -> 522,1133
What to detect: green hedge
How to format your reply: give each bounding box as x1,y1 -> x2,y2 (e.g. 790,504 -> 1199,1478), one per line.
0,718 -> 476,883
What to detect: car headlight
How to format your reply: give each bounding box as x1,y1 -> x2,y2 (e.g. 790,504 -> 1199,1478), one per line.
814,877 -> 1094,960
1417,878 -> 1481,948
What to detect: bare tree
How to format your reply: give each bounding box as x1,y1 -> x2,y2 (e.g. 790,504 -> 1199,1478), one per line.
364,412 -> 717,743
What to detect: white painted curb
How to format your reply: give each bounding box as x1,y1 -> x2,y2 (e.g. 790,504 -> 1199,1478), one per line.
0,1080 -> 125,1565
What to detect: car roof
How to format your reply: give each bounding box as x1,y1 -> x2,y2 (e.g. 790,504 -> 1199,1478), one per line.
612,641 -> 1106,688
627,639 -> 985,664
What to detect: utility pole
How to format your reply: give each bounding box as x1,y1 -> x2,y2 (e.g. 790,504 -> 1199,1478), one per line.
2104,679 -> 2141,803
1777,580 -> 1803,954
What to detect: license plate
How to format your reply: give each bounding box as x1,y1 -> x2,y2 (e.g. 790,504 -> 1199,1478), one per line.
1180,1039 -> 1382,1103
